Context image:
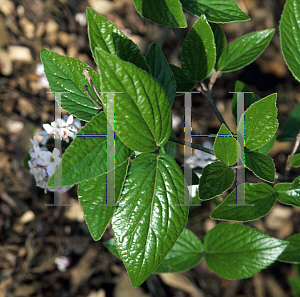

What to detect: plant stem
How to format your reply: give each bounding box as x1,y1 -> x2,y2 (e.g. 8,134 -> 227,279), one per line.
169,136 -> 215,155
172,28 -> 184,46
196,81 -> 233,133
286,130 -> 300,172
83,69 -> 104,105
83,85 -> 102,110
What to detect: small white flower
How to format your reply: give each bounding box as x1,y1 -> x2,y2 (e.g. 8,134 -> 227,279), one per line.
38,148 -> 61,176
54,256 -> 70,272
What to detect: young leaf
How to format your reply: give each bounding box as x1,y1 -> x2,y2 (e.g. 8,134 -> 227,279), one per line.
47,112 -> 132,187
244,149 -> 275,183
41,49 -> 100,122
169,64 -> 195,94
274,176 -> 300,207
209,23 -> 227,71
238,93 -> 278,151
180,0 -> 249,23
291,154 -> 300,168
112,153 -> 189,287
231,81 -> 261,123
153,228 -> 204,273
95,48 -> 172,153
214,124 -> 238,166
259,134 -> 276,155
199,161 -> 235,200
181,15 -> 216,82
78,158 -> 130,241
145,43 -> 176,105
280,0 -> 300,82
277,103 -> 300,142
210,183 -> 277,222
86,8 -> 150,73
277,234 -> 300,264
204,223 -> 289,279
133,0 -> 187,28
221,29 -> 275,72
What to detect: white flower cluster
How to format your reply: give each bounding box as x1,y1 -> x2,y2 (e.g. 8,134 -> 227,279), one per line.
28,115 -> 81,193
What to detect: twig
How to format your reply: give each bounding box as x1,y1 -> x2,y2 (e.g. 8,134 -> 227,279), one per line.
83,85 -> 102,110
196,81 -> 232,133
169,136 -> 215,155
208,70 -> 220,91
172,28 -> 184,46
286,130 -> 300,172
83,68 -> 103,105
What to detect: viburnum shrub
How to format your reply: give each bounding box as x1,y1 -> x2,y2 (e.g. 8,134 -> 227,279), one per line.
27,0 -> 300,288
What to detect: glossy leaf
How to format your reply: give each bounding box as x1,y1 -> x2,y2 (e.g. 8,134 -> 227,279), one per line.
103,238 -> 119,257
86,8 -> 150,73
291,154 -> 300,168
211,183 -> 277,222
221,29 -> 275,72
244,149 -> 275,183
204,223 -> 289,279
112,153 -> 189,287
259,134 -> 276,155
199,162 -> 235,200
180,0 -> 249,23
154,228 -> 204,273
145,43 -> 176,105
238,93 -> 278,151
159,129 -> 177,159
280,0 -> 300,81
181,15 -> 216,82
48,112 -> 132,187
214,124 -> 238,166
78,158 -> 129,240
169,64 -> 195,94
133,0 -> 187,27
41,49 -> 100,122
275,176 -> 300,207
231,81 -> 261,123
209,23 -> 227,71
278,234 -> 300,264
95,48 -> 172,153
277,103 -> 300,142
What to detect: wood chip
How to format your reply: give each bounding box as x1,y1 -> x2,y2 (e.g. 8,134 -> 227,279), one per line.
19,17 -> 35,39
0,0 -> 15,16
0,49 -> 12,76
8,46 -> 32,63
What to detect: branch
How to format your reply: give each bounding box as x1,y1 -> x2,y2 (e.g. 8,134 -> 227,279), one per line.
196,81 -> 232,133
286,130 -> 300,172
83,69 -> 104,105
83,85 -> 102,110
169,136 -> 215,156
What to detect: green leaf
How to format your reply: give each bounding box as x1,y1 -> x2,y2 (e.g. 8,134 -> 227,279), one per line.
214,124 -> 238,166
86,8 -> 150,73
199,161 -> 235,200
159,129 -> 177,158
280,0 -> 300,81
133,0 -> 187,27
103,229 -> 204,274
259,134 -> 276,155
278,234 -> 300,264
41,49 -> 100,122
78,158 -> 130,241
204,223 -> 289,279
169,64 -> 195,95
112,153 -> 189,287
180,166 -> 200,186
291,154 -> 300,168
288,278 -> 300,297
209,23 -> 227,71
95,48 -> 172,153
244,149 -> 275,183
221,29 -> 275,72
210,183 -> 277,222
180,0 -> 249,23
154,228 -> 204,273
231,81 -> 261,123
278,103 -> 300,142
181,15 -> 216,81
275,176 -> 300,207
48,112 -> 132,187
238,93 -> 278,151
145,43 -> 176,105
